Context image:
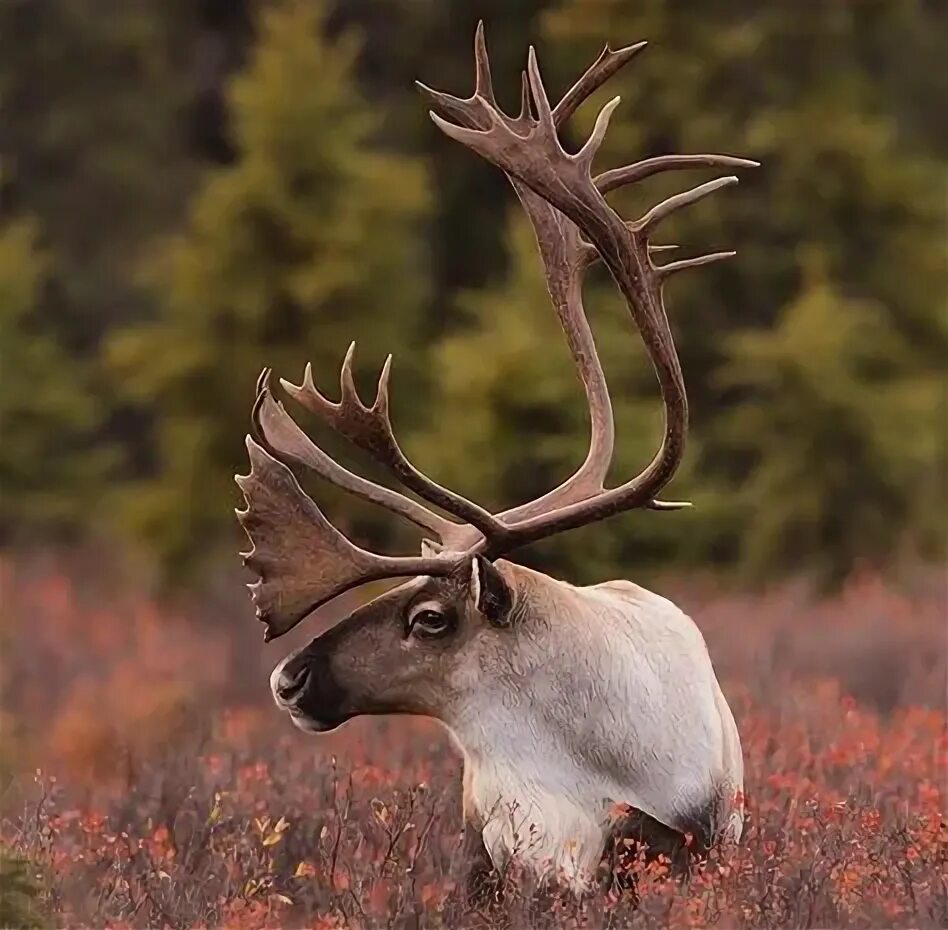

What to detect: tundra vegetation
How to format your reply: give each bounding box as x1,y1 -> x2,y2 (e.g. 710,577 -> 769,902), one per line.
1,564 -> 944,927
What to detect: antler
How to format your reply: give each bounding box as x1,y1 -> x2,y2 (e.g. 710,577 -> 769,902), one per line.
239,343 -> 508,637
236,436 -> 460,641
240,355 -> 496,638
251,369 -> 465,545
422,23 -> 757,553
276,344 -> 514,541
237,22 -> 757,637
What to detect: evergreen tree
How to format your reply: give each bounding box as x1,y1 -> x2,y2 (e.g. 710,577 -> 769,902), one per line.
0,0 -> 197,347
0,0 -> 210,544
108,0 -> 431,574
0,218 -> 112,539
717,268 -> 946,586
327,0 -> 554,311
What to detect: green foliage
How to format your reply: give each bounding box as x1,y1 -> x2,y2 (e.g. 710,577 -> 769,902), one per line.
0,849 -> 48,930
326,0 -> 554,305
107,0 -> 430,574
0,0 -> 196,344
717,271 -> 946,586
0,219 -> 113,539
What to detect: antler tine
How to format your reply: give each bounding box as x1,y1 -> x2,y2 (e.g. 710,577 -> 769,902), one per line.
338,341 -> 360,405
526,46 -> 554,126
425,26 -> 757,554
597,154 -> 760,195
577,95 -> 621,169
280,345 -> 507,543
236,436 -> 460,641
415,82 -> 474,128
638,176 -> 740,233
646,498 -> 692,511
657,250 -> 736,279
473,20 -> 494,102
518,70 -> 532,121
252,370 -> 463,543
553,41 -> 647,128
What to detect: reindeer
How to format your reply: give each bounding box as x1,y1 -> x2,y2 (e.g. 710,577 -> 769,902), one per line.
235,22 -> 756,893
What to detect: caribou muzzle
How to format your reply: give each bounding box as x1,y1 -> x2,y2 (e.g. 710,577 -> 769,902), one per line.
270,642 -> 352,733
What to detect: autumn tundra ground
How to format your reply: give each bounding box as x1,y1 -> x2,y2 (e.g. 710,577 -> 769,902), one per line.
1,558 -> 945,928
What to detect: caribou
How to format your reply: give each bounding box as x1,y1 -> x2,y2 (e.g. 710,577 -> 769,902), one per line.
236,22 -> 755,892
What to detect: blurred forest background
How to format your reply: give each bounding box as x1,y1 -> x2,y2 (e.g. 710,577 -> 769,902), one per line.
1,4 -> 946,925
1,0 -> 946,592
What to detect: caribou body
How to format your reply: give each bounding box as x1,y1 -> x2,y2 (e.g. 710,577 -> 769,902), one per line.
237,22 -> 754,891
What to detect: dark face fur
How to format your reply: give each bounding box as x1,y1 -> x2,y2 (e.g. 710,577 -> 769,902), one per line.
270,556 -> 513,732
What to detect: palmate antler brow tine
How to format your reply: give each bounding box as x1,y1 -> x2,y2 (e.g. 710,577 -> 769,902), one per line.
279,343 -> 508,545
424,24 -> 757,553
235,437 -> 460,640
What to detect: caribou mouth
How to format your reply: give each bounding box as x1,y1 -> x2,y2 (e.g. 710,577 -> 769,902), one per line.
288,707 -> 348,734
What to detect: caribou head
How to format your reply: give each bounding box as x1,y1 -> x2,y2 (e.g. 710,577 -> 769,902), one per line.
237,23 -> 754,890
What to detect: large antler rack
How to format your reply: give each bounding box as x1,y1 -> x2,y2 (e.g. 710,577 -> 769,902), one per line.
236,22 -> 757,639
418,22 -> 757,551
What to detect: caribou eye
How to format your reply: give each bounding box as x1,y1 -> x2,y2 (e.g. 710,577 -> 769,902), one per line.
408,608 -> 454,639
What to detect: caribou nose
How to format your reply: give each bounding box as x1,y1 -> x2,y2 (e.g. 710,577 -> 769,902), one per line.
275,662 -> 310,704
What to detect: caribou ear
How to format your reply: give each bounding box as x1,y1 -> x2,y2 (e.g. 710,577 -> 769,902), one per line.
470,555 -> 513,627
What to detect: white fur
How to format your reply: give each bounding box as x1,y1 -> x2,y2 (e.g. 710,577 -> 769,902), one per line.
444,566 -> 743,889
